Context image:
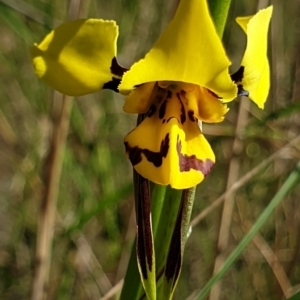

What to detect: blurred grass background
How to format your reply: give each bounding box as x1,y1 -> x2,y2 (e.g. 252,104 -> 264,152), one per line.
0,0 -> 300,299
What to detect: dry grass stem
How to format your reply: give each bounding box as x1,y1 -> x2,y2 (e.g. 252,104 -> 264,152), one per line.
75,234 -> 113,294
190,135 -> 300,228
99,279 -> 124,300
243,221 -> 292,298
209,96 -> 250,300
31,94 -> 73,300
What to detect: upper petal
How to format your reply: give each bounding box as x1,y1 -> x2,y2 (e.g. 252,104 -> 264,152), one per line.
236,6 -> 273,108
31,19 -> 119,96
119,0 -> 237,101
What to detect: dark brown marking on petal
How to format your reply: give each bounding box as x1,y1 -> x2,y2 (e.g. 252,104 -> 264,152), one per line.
188,110 -> 196,122
237,84 -> 249,97
231,65 -> 245,83
124,133 -> 170,168
156,87 -> 166,103
136,174 -> 153,278
158,90 -> 172,119
110,57 -> 128,77
166,90 -> 172,99
207,89 -> 221,99
176,137 -> 214,175
147,104 -> 156,118
124,142 -> 143,165
103,77 -> 121,92
177,92 -> 186,124
159,99 -> 168,119
166,117 -> 179,124
134,83 -> 144,88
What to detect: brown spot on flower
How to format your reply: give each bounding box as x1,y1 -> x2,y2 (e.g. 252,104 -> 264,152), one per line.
147,104 -> 156,117
125,133 -> 170,167
188,110 -> 196,122
176,137 -> 214,174
207,89 -> 221,99
110,57 -> 128,77
230,66 -> 249,97
103,77 -> 121,92
231,66 -> 245,83
176,92 -> 186,124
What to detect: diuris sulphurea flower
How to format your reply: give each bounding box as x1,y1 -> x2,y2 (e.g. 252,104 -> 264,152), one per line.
31,0 -> 273,189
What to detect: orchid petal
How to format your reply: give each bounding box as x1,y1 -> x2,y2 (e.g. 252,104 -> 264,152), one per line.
31,19 -> 119,96
236,6 -> 273,108
123,82 -> 157,114
119,0 -> 237,101
184,86 -> 229,123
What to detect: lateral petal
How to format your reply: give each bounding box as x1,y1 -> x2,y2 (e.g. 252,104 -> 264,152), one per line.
236,6 -> 273,108
183,85 -> 229,123
31,19 -> 118,96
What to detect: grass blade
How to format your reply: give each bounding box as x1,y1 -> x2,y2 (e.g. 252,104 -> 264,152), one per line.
194,161 -> 300,300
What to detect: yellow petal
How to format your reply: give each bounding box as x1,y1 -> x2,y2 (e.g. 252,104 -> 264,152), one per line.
184,85 -> 229,123
31,19 -> 118,96
119,0 -> 237,101
124,88 -> 215,189
236,6 -> 273,108
123,82 -> 157,113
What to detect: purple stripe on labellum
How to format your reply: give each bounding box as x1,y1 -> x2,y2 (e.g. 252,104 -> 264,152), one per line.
158,90 -> 172,120
188,110 -> 196,122
125,133 -> 170,167
147,104 -> 156,117
176,137 -> 214,174
176,92 -> 186,124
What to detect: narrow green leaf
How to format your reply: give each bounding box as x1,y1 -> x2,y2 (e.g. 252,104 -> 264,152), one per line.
287,290 -> 300,300
135,173 -> 156,300
0,3 -> 36,44
160,188 -> 196,299
64,182 -> 132,235
153,188 -> 183,278
194,161 -> 300,300
150,183 -> 167,234
207,0 -> 232,36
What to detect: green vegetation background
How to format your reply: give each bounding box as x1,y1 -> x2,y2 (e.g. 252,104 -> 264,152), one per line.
0,0 -> 300,299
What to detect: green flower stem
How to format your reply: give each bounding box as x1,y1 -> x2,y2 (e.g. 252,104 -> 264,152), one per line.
207,0 -> 232,36
153,187 -> 182,273
194,162 -> 300,300
150,184 -> 167,234
159,188 -> 196,300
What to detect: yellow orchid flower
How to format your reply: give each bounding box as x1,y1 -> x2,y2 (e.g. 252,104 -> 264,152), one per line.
31,1 -> 273,189
120,1 -> 272,189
